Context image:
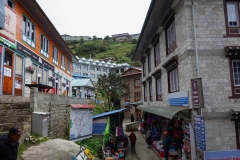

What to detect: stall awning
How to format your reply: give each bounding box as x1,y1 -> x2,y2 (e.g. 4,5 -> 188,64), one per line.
129,100 -> 143,106
231,108 -> 240,114
137,105 -> 191,119
71,104 -> 95,109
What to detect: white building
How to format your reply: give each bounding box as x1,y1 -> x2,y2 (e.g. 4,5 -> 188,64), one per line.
73,57 -> 130,83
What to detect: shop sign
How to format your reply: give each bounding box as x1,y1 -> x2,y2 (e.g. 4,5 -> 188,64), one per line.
4,67 -> 11,77
204,150 -> 240,160
0,35 -> 16,49
191,78 -> 204,108
168,90 -> 189,106
16,42 -> 54,71
0,1 -> 4,29
0,4 -> 16,48
194,116 -> 206,151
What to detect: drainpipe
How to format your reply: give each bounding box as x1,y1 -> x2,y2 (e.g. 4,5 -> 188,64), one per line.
192,0 -> 199,78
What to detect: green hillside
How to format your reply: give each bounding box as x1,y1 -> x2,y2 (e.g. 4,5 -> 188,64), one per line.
66,38 -> 141,67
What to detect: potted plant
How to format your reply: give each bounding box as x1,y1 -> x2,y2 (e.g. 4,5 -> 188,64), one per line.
25,66 -> 35,74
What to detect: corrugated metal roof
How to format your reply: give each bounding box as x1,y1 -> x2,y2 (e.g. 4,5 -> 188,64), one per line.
71,104 -> 95,109
71,79 -> 93,87
93,108 -> 126,119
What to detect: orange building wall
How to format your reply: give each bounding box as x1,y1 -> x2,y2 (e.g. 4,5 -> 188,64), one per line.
14,0 -> 72,74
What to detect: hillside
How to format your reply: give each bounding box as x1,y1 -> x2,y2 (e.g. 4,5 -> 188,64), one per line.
66,38 -> 141,67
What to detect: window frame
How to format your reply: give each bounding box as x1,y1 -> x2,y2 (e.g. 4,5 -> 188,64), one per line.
6,0 -> 14,9
125,81 -> 130,88
149,80 -> 152,101
168,67 -> 179,93
143,82 -> 147,101
142,58 -> 146,77
154,40 -> 161,66
134,79 -> 140,88
165,19 -> 177,55
156,77 -> 162,101
53,46 -> 58,65
61,55 -> 65,70
229,58 -> 240,98
67,61 -> 71,72
134,92 -> 141,102
223,0 -> 240,37
125,93 -> 130,102
40,34 -> 49,58
147,50 -> 151,73
22,15 -> 35,48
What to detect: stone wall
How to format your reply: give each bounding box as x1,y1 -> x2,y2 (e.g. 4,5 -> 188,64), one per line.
30,87 -> 92,138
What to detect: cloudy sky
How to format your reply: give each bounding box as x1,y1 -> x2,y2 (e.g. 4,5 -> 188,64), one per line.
36,0 -> 151,38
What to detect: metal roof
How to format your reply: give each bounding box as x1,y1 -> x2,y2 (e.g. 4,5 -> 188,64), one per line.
71,79 -> 94,87
93,108 -> 126,119
71,104 -> 95,109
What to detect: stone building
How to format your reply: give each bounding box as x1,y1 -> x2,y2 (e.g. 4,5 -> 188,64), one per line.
0,0 -> 75,97
133,0 -> 240,158
120,67 -> 142,116
73,57 -> 130,83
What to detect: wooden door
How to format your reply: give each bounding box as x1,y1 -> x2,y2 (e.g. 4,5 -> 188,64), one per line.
3,50 -> 13,95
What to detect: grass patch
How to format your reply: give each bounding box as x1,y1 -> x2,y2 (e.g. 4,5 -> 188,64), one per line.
17,133 -> 49,159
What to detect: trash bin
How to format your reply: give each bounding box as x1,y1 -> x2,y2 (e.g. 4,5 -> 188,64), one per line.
32,112 -> 50,137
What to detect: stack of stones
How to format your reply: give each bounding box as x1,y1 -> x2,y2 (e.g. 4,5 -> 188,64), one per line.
25,134 -> 45,144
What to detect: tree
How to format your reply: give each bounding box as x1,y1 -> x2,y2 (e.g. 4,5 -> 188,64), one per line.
80,38 -> 85,44
104,35 -> 110,41
95,72 -> 129,111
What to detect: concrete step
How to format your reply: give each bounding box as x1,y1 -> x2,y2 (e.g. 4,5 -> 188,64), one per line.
0,95 -> 30,103
0,115 -> 32,125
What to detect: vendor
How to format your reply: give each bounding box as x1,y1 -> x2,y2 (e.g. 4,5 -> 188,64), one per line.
163,131 -> 170,160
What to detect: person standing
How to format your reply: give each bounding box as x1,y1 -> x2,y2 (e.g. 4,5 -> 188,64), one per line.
129,131 -> 137,154
131,114 -> 134,122
163,131 -> 170,160
0,126 -> 23,160
146,126 -> 152,148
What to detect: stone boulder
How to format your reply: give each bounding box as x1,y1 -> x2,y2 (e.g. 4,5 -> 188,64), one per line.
125,121 -> 139,132
21,139 -> 81,160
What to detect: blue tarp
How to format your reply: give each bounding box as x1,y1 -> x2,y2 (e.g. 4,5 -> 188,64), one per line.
93,108 -> 126,119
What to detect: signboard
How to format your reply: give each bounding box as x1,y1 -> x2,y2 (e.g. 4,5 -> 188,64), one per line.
168,90 -> 189,106
4,67 -> 11,77
0,4 -> 16,48
191,78 -> 204,108
16,42 -> 54,71
194,116 -> 206,151
70,108 -> 93,141
204,150 -> 240,160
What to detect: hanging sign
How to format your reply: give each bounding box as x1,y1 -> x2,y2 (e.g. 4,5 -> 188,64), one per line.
194,116 -> 206,151
191,78 -> 204,108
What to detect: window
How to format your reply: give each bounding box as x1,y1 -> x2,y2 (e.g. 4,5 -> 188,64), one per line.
166,20 -> 177,54
91,74 -> 95,79
125,106 -> 131,113
97,67 -> 101,72
68,61 -> 71,72
224,1 -> 240,36
83,65 -> 88,71
43,69 -> 48,85
135,92 -> 141,101
41,34 -> 49,58
147,51 -> 151,73
103,68 -> 107,73
143,82 -> 147,101
125,93 -> 130,101
75,64 -> 81,70
22,15 -> 35,48
6,0 -> 14,9
116,69 -> 119,73
53,46 -> 58,65
156,77 -> 162,100
121,68 -> 124,73
230,59 -> 240,97
61,55 -> 65,70
97,74 -> 101,78
149,81 -> 152,101
154,41 -> 160,66
83,73 -> 88,76
90,66 -> 95,71
142,58 -> 146,77
134,79 -> 140,88
125,81 -> 130,88
169,68 -> 179,92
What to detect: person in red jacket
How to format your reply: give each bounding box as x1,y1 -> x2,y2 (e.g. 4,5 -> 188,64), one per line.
129,131 -> 137,154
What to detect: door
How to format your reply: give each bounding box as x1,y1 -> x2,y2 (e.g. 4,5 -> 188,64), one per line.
15,55 -> 23,96
3,49 -> 13,95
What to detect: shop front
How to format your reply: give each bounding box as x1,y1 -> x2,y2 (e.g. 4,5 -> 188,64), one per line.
137,105 -> 196,160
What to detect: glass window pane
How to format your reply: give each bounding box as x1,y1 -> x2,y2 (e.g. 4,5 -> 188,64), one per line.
227,3 -> 239,26
43,69 -> 47,84
15,55 -> 23,76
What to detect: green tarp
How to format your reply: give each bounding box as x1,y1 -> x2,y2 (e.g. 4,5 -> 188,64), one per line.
103,118 -> 110,144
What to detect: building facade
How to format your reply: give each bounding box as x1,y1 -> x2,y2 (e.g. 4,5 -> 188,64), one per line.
133,0 -> 240,159
120,67 -> 142,116
61,34 -> 90,41
0,0 -> 74,97
73,57 -> 130,83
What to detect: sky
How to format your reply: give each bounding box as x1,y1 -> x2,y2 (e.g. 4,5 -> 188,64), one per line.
36,0 -> 151,39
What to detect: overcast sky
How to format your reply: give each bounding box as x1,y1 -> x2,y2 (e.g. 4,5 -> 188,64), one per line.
36,0 -> 151,38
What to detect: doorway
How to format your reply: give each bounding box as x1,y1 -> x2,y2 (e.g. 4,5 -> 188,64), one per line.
15,55 -> 23,96
3,49 -> 14,95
